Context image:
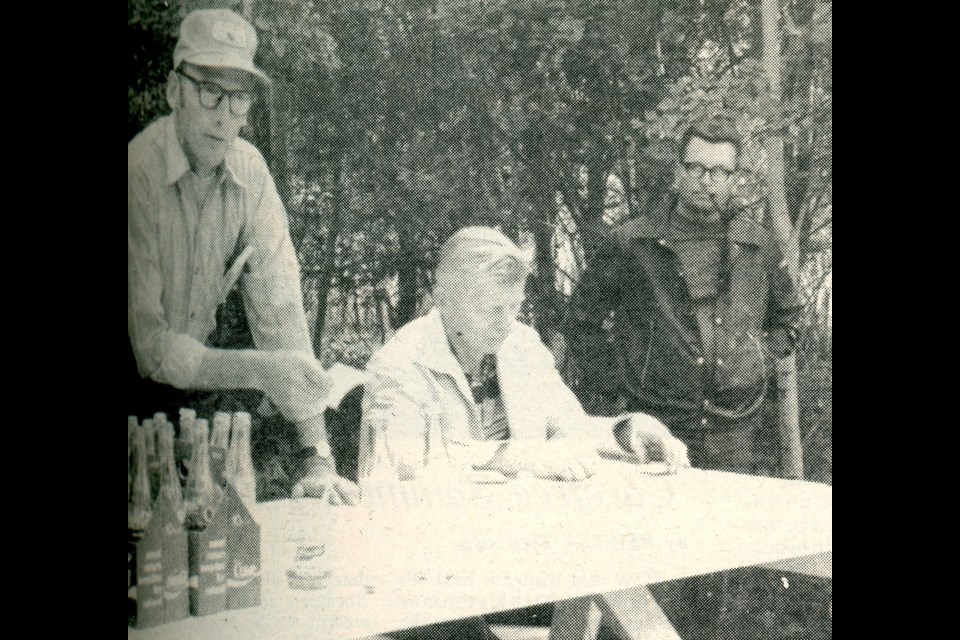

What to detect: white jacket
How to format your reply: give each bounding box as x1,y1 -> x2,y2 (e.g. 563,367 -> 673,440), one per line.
360,309 -> 623,480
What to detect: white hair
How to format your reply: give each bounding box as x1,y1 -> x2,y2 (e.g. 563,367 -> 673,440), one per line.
434,226 -> 531,294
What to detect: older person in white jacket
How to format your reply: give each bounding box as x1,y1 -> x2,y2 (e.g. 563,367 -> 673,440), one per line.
360,226 -> 689,483
358,226 -> 688,640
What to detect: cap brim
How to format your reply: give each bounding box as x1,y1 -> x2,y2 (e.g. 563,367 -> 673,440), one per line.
180,52 -> 271,87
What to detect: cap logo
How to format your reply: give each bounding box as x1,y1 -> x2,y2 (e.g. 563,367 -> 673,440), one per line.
211,20 -> 247,48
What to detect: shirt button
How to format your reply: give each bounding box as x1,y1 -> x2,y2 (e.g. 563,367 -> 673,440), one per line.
701,417 -> 708,426
658,238 -> 667,246
715,317 -> 723,325
716,358 -> 723,366
703,400 -> 709,409
696,357 -> 705,365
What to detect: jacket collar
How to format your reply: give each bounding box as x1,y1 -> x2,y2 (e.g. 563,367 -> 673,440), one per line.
410,309 -> 480,409
410,308 -> 536,437
608,211 -> 767,250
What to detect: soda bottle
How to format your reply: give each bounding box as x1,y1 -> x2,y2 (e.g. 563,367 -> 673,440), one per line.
128,423 -> 155,626
128,416 -> 139,501
209,412 -> 231,487
143,418 -> 161,501
183,419 -> 223,531
157,422 -> 183,520
142,419 -> 155,455
176,408 -> 196,483
178,408 -> 196,441
128,425 -> 153,532
225,412 -> 257,507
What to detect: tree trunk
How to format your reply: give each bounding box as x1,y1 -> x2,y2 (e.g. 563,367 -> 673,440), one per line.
394,215 -> 419,328
528,132 -> 559,342
762,0 -> 804,480
311,161 -> 345,355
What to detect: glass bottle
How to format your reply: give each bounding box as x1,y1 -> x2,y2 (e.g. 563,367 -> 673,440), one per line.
127,422 -> 153,625
128,425 -> 153,533
143,419 -> 161,501
422,403 -> 454,478
177,408 -> 196,442
183,418 -> 223,530
225,411 -> 257,507
157,422 -> 183,519
176,408 -> 196,483
209,411 -> 232,487
128,416 -> 139,501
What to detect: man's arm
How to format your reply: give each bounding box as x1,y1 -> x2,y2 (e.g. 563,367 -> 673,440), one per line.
238,154 -> 323,418
128,169 -> 333,404
236,152 -> 365,503
533,332 -> 690,472
764,244 -> 805,358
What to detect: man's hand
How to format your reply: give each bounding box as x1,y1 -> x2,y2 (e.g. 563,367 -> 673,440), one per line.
622,413 -> 691,472
260,351 -> 333,419
291,454 -> 361,505
484,439 -> 599,482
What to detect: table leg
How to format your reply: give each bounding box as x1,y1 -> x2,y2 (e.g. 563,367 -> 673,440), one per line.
593,586 -> 680,640
548,597 -> 602,640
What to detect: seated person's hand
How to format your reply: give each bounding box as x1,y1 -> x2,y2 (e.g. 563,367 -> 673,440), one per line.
262,351 -> 333,416
619,413 -> 691,472
482,439 -> 599,482
292,454 -> 361,505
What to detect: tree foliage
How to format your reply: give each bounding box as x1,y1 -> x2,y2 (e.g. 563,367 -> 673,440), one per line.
128,0 -> 832,363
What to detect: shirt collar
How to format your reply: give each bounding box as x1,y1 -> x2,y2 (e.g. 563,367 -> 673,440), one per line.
414,307 -> 519,380
162,115 -> 191,187
162,114 -> 247,190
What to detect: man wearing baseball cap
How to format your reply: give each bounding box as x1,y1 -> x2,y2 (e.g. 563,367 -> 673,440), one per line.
128,9 -> 359,505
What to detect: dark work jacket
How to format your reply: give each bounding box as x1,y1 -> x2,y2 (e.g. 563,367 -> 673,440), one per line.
564,213 -> 803,432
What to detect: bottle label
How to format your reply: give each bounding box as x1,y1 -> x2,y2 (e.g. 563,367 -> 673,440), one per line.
188,531 -> 228,617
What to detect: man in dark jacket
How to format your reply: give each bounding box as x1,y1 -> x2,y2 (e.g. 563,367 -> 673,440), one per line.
565,120 -> 803,474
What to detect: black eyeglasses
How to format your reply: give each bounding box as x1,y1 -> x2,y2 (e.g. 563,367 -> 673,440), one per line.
177,70 -> 254,116
682,162 -> 735,184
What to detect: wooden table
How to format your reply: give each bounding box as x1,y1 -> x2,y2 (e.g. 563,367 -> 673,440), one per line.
129,461 -> 831,639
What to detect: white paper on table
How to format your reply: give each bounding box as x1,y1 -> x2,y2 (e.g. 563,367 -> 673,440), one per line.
324,363 -> 371,409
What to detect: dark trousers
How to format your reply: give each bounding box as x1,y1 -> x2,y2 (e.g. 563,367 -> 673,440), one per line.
623,397 -> 773,639
383,617 -> 494,640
